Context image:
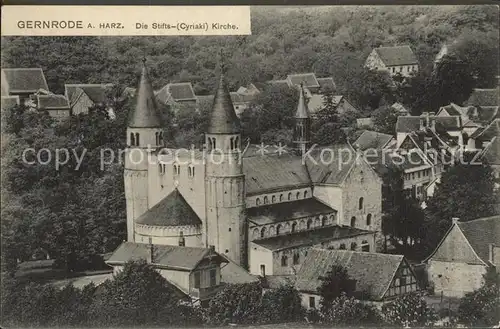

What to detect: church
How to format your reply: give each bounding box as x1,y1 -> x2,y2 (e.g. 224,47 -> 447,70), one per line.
121,59 -> 384,276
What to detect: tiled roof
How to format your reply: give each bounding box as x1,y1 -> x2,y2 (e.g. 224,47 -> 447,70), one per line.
230,92 -> 256,104
128,62 -> 162,128
253,226 -> 372,252
374,45 -> 418,66
295,249 -> 404,300
167,83 -> 196,101
106,242 -> 224,271
1,96 -> 20,110
242,154 -> 311,195
261,275 -> 295,289
465,88 -> 499,107
458,215 -> 500,264
396,116 -> 462,133
438,103 -> 470,117
247,198 -> 335,225
208,73 -> 240,134
391,102 -> 408,114
305,145 -> 358,186
317,77 -> 336,92
364,149 -> 431,177
221,258 -> 260,284
65,84 -> 111,106
471,119 -> 500,141
37,94 -> 70,109
136,189 -> 201,227
155,85 -> 172,105
287,73 -> 319,88
354,130 -> 393,151
480,137 -> 500,165
267,80 -> 290,89
2,68 -> 49,93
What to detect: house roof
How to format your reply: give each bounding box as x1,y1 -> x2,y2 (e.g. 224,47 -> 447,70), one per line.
253,226 -> 372,252
465,88 -> 499,108
128,61 -> 162,128
208,72 -> 240,134
1,95 -> 20,110
471,119 -> 500,141
267,80 -> 290,89
374,45 -> 418,66
305,145 -> 359,186
480,137 -> 500,165
230,92 -> 256,104
391,102 -> 408,114
2,68 -> 49,94
242,153 -> 311,195
106,242 -> 225,271
287,73 -> 319,88
317,77 -> 336,92
220,258 -> 260,284
65,84 -> 112,106
167,82 -> 196,101
136,188 -> 201,227
396,116 -> 462,133
37,94 -> 70,110
261,275 -> 295,289
295,249 -> 404,300
354,130 -> 393,151
458,215 -> 500,264
247,198 -> 335,225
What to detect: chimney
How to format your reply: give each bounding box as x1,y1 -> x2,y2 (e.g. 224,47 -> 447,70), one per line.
452,217 -> 460,225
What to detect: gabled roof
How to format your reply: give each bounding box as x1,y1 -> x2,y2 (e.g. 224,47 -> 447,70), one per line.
295,249 -> 405,300
458,216 -> 500,264
305,145 -> 359,186
242,153 -> 311,195
128,61 -> 162,128
106,242 -> 226,271
220,258 -> 260,284
465,88 -> 499,108
253,226 -> 372,252
247,198 -> 335,225
287,73 -> 319,88
136,188 -> 201,227
1,68 -> 49,94
354,130 -> 393,151
1,95 -> 20,110
65,84 -> 112,106
480,136 -> 500,165
159,82 -> 197,101
396,116 -> 462,133
471,119 -> 500,141
374,45 -> 418,66
391,102 -> 408,114
37,94 -> 70,110
267,80 -> 290,89
317,77 -> 336,92
230,92 -> 256,104
207,72 -> 240,134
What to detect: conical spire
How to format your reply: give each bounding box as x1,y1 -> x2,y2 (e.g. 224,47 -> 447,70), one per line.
295,83 -> 310,119
207,51 -> 240,134
128,58 -> 162,128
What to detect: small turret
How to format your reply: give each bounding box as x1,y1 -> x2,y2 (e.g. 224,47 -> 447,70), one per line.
293,83 -> 311,155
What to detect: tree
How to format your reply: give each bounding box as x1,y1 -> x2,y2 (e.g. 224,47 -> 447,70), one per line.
258,282 -> 305,324
318,265 -> 355,313
320,293 -> 382,326
371,105 -> 399,135
382,292 -> 437,326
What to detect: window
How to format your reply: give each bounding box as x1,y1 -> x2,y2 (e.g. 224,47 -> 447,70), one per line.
358,197 -> 364,210
339,244 -> 346,250
293,253 -> 300,265
179,231 -> 185,247
288,193 -> 292,200
210,269 -> 217,287
194,271 -> 201,288
361,240 -> 370,252
230,137 -> 234,150
309,296 -> 316,309
350,216 -> 356,227
272,195 -> 276,203
281,255 -> 288,267
296,192 -> 300,199
130,132 -> 136,146
264,196 -> 269,204
234,137 -> 239,149
304,190 -> 308,198
188,165 -> 195,178
291,222 -> 297,233
173,164 -> 180,176
279,194 -> 283,202
135,133 -> 140,146
158,132 -> 163,145
253,228 -> 259,238
260,265 -> 266,277
350,242 -> 357,251
307,219 -> 312,230
366,214 -> 372,226
276,224 -> 282,235
321,216 -> 327,227
418,171 -> 421,178
155,132 -> 159,145
260,227 -> 266,238
256,198 -> 261,206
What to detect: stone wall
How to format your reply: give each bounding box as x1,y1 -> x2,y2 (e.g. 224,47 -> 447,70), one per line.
427,260 -> 487,298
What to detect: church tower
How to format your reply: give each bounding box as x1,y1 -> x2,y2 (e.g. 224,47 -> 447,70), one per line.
205,60 -> 247,268
293,83 -> 311,156
124,59 -> 163,242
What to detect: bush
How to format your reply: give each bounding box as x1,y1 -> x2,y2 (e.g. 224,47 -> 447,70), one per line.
382,292 -> 437,327
258,283 -> 305,324
320,292 -> 382,325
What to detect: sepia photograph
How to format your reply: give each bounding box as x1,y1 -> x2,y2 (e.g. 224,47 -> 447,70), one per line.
1,4 -> 499,328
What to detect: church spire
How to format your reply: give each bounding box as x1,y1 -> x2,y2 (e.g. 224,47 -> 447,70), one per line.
207,50 -> 240,134
128,58 -> 162,128
295,82 -> 310,119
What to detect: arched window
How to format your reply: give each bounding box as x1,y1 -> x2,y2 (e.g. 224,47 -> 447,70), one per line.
315,217 -> 320,227
350,216 -> 356,227
253,228 -> 259,238
158,132 -> 163,145
350,242 -> 357,251
293,253 -> 300,265
339,244 -> 346,250
304,190 -> 308,198
173,164 -> 180,176
155,132 -> 159,145
321,216 -> 327,227
272,195 -> 276,203
307,218 -> 313,230
366,214 -> 372,226
260,227 -> 266,239
264,196 -> 269,204
330,214 -> 336,224
281,255 -> 288,267
256,198 -> 261,206
280,194 -> 284,202
359,197 -> 364,210
296,192 -> 300,199
276,224 -> 282,235
235,137 -> 239,149
288,192 -> 292,200
158,163 -> 162,175
230,137 -> 234,150
130,132 -> 135,146
361,240 -> 370,252
135,133 -> 140,146
291,222 -> 297,233
188,165 -> 195,178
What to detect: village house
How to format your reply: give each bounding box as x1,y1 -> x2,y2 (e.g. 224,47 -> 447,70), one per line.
306,94 -> 358,117
294,249 -> 421,309
469,118 -> 500,150
464,87 -> 499,112
425,215 -> 500,298
1,95 -> 20,111
1,68 -> 50,104
268,73 -> 336,94
37,94 -> 71,120
479,136 -> 500,188
354,130 -> 395,152
156,82 -> 198,112
365,45 -> 419,77
64,83 -> 115,118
